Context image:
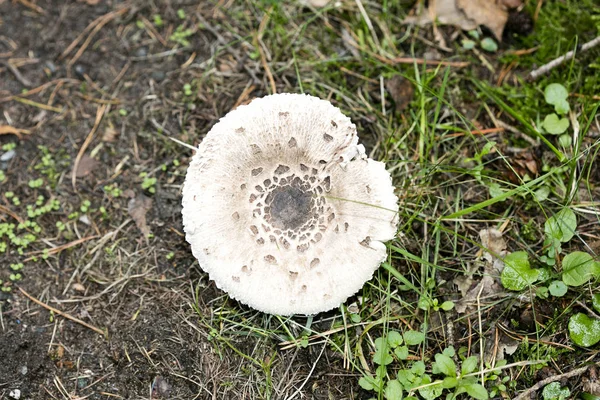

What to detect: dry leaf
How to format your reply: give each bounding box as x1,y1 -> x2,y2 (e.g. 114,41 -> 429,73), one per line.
298,0 -> 331,7
128,194 -> 153,238
102,125 -> 119,142
71,283 -> 86,292
407,0 -> 523,41
479,228 -> 507,271
455,227 -> 508,314
74,154 -> 99,178
386,75 -> 414,112
0,125 -> 29,137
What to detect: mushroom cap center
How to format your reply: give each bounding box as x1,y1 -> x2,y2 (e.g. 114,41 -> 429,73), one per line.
269,186 -> 312,230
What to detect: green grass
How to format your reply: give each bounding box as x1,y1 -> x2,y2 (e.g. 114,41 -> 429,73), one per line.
1,0 -> 599,398
180,0 -> 600,398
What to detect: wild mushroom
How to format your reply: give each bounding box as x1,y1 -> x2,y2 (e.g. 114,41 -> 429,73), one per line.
182,93 -> 398,315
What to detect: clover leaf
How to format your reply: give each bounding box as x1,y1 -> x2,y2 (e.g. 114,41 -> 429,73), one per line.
568,313 -> 600,347
542,113 -> 570,134
501,251 -> 539,291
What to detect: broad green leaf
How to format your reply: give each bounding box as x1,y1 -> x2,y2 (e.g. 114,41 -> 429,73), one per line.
562,251 -> 600,286
397,370 -> 415,388
442,346 -> 455,357
411,361 -> 426,376
568,313 -> 600,347
373,347 -> 393,366
558,133 -> 571,148
462,380 -> 489,400
384,380 -> 403,400
387,331 -> 404,348
433,353 -> 456,377
538,268 -> 552,281
501,251 -> 539,291
461,356 -> 479,375
418,374 -> 443,400
488,182 -> 504,198
548,280 -> 568,297
535,186 -> 550,202
544,83 -> 569,106
542,381 -> 570,400
404,330 -> 425,346
442,376 -> 458,388
480,37 -> 498,52
593,293 -> 600,313
359,376 -> 375,391
440,301 -> 454,311
542,113 -> 569,134
395,346 -> 409,360
545,208 -> 577,242
554,99 -> 570,115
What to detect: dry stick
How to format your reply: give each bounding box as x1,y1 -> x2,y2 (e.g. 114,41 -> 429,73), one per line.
512,365 -> 591,400
195,13 -> 261,84
1,60 -> 32,87
72,104 -> 107,191
372,53 -> 469,68
23,235 -> 99,262
18,287 -> 106,337
60,7 -> 128,60
0,78 -> 79,103
255,7 -> 277,94
529,35 -> 600,80
0,204 -> 25,224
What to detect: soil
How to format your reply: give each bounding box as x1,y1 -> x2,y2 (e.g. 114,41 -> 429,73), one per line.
0,1 -> 354,399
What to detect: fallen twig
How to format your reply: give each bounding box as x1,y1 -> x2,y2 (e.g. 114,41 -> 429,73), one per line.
18,287 -> 106,337
373,53 -> 469,68
529,35 -> 600,80
13,97 -> 63,113
0,204 -> 25,224
0,125 -> 30,138
1,60 -> 32,87
512,365 -> 591,400
23,235 -> 99,262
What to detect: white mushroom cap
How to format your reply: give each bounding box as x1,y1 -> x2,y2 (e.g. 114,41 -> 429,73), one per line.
182,93 -> 398,315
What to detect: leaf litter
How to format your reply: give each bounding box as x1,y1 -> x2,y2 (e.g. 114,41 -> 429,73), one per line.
454,228 -> 506,314
407,0 -> 523,40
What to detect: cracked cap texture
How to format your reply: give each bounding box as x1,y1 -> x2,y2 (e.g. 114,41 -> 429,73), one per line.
182,93 -> 398,315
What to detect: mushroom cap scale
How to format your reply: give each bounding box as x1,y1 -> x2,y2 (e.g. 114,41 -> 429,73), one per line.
182,93 -> 398,315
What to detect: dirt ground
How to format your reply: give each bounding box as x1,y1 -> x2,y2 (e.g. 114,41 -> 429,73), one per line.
0,1 -> 355,399
1,0 -> 600,399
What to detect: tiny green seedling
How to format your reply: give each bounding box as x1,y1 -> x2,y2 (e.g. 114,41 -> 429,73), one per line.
541,83 -> 571,146
461,31 -> 498,53
500,208 -> 600,347
542,382 -> 570,400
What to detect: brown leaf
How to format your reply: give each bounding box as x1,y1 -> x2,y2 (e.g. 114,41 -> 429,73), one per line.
128,194 -> 153,239
479,228 -> 507,266
456,0 -> 511,40
102,125 -> 119,142
408,0 -> 523,41
74,154 -> 99,178
386,75 -> 414,112
0,125 -> 29,137
299,0 -> 331,7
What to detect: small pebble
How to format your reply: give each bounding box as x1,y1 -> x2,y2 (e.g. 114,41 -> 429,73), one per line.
135,47 -> 148,57
151,71 -> 166,82
45,60 -> 57,73
20,366 -> 27,375
74,64 -> 86,78
9,389 -> 21,399
1,149 -> 15,162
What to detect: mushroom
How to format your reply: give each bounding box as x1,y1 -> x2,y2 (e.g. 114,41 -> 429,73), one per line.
182,93 -> 398,315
